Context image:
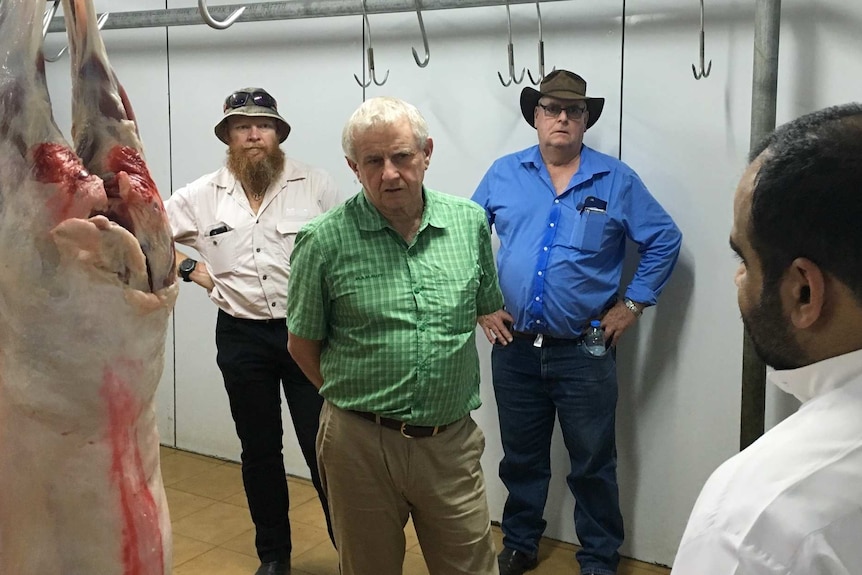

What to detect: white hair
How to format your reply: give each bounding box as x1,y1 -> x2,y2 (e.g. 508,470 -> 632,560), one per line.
341,97 -> 430,161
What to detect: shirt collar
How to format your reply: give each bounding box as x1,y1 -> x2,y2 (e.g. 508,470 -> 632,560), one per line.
519,144 -> 611,188
767,348 -> 862,403
356,187 -> 446,232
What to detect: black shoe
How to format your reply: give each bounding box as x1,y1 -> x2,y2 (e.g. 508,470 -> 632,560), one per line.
254,559 -> 290,575
498,548 -> 538,575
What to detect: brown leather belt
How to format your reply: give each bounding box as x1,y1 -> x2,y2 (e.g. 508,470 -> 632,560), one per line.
349,410 -> 450,438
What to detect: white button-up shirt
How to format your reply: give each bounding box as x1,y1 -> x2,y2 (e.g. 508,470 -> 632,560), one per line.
165,159 -> 340,319
671,348 -> 862,574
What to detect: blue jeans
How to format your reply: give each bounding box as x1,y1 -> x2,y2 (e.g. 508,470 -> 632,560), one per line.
492,337 -> 623,575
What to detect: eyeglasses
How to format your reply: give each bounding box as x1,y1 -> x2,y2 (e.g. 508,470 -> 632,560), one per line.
223,91 -> 278,112
537,103 -> 587,120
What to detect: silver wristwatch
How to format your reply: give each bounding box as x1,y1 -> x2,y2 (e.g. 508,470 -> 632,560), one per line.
624,298 -> 643,318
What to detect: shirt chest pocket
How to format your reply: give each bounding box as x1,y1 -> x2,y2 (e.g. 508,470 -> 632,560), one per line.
276,219 -> 309,265
571,210 -> 609,253
205,225 -> 239,276
429,265 -> 480,335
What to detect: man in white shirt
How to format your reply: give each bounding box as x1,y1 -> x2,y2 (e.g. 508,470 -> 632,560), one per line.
164,88 -> 339,575
672,102 -> 862,574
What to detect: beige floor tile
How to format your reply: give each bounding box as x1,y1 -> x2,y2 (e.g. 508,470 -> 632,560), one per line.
289,498 -> 329,530
219,521 -> 333,562
491,527 -> 504,553
534,542 -> 577,574
291,523 -> 333,557
171,462 -> 245,501
219,528 -> 257,559
619,558 -> 671,575
402,551 -> 431,575
292,540 -> 340,575
219,520 -> 332,562
161,445 -> 179,459
404,517 -> 420,553
172,501 -> 254,546
166,487 -> 218,521
180,450 -> 236,464
173,547 -> 260,575
223,491 -> 249,508
220,475 -> 318,509
163,450 -> 671,575
161,452 -> 224,487
171,533 -> 215,567
287,478 -> 320,509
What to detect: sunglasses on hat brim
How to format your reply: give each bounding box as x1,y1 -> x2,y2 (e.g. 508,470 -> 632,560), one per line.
223,91 -> 278,113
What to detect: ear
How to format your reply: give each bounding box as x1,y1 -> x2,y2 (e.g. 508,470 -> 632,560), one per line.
345,156 -> 360,180
423,138 -> 434,167
786,257 -> 825,329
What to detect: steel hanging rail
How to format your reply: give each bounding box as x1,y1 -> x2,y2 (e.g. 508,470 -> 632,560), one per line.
44,0 -> 571,33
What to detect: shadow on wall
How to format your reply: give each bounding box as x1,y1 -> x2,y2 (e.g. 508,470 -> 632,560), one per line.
615,243 -> 695,551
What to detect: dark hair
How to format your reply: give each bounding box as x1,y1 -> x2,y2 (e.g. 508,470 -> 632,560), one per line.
748,103 -> 862,302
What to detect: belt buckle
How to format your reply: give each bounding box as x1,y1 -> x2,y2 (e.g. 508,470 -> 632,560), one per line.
400,422 -> 414,438
400,422 -> 439,438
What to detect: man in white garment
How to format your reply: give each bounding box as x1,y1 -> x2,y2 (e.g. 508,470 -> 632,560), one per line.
671,102 -> 862,574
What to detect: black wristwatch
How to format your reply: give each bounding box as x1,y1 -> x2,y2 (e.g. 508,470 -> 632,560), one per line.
178,258 -> 197,282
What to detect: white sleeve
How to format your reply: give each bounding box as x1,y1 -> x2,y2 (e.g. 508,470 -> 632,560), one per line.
164,187 -> 200,247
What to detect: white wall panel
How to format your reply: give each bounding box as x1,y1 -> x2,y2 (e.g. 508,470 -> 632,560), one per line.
622,0 -> 755,563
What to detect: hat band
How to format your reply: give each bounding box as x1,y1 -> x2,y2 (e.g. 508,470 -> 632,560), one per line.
543,89 -> 588,100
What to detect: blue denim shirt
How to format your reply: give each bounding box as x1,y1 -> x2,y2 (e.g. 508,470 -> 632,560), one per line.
472,144 -> 682,338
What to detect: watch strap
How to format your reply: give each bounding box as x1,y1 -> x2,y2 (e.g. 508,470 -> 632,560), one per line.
624,298 -> 643,318
179,258 -> 197,282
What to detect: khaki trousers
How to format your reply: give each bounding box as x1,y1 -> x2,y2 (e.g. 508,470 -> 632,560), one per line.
317,402 -> 499,575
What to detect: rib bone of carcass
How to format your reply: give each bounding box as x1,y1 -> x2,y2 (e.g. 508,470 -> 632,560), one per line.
0,0 -> 178,573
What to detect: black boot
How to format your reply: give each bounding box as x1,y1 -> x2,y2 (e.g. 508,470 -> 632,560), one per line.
254,558 -> 290,575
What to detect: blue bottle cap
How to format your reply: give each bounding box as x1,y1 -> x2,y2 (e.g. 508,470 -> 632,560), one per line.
590,319 -> 601,327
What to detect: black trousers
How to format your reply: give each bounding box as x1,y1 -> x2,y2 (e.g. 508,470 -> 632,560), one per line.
215,309 -> 333,562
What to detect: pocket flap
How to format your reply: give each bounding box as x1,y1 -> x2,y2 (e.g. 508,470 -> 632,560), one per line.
276,219 -> 307,235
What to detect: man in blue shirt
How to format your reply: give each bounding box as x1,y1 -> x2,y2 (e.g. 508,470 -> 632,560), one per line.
472,69 -> 682,575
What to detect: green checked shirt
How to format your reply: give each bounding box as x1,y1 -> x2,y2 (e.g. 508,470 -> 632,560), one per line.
287,188 -> 504,426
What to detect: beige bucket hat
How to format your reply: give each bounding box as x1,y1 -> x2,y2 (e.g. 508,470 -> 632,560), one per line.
214,87 -> 291,144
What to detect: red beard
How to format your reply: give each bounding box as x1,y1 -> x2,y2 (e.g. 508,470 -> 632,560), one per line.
226,144 -> 285,196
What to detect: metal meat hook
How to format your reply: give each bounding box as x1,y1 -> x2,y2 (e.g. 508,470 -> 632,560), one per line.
411,0 -> 430,68
198,0 -> 246,30
42,0 -> 61,40
692,0 -> 713,80
354,0 -> 389,88
526,1 -> 555,85
44,10 -> 110,63
497,0 -> 525,87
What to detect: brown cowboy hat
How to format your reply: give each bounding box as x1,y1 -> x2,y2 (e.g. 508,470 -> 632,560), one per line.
520,70 -> 605,130
214,87 -> 291,144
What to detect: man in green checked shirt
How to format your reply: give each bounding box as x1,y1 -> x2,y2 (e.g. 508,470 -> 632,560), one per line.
287,97 -> 513,575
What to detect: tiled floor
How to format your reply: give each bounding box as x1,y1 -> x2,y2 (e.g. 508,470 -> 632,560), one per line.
161,446 -> 670,575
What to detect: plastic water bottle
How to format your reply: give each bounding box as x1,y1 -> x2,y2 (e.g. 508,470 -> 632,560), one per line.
584,320 -> 606,357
